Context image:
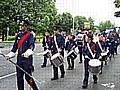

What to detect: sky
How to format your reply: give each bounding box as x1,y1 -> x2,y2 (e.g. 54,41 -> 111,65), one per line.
55,0 -> 120,26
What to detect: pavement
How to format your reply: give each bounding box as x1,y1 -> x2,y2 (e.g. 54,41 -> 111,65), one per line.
0,43 -> 120,90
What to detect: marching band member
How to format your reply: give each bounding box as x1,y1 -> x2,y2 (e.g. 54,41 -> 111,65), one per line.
113,32 -> 119,55
50,26 -> 65,80
95,34 -> 106,74
6,20 -> 38,90
82,34 -> 100,89
107,32 -> 115,60
41,30 -> 52,68
76,30 -> 84,63
65,35 -> 77,70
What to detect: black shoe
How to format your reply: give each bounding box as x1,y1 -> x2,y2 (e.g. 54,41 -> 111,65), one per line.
51,77 -> 58,81
41,65 -> 46,68
105,61 -> 107,65
71,67 -> 74,70
99,71 -> 102,75
94,80 -> 97,84
79,61 -> 82,63
67,67 -> 71,70
60,74 -> 65,78
82,81 -> 88,89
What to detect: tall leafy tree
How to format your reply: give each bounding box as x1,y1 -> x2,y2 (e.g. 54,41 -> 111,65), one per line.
98,20 -> 115,31
114,0 -> 120,17
0,0 -> 57,41
55,12 -> 73,33
74,16 -> 88,30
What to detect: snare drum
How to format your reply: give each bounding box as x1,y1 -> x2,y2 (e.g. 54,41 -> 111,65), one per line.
89,59 -> 101,75
101,52 -> 107,56
51,53 -> 63,67
67,50 -> 77,60
100,52 -> 108,61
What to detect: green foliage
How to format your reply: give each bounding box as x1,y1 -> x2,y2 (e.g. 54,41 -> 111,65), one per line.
98,20 -> 115,31
114,0 -> 120,17
55,12 -> 73,33
114,0 -> 120,8
74,16 -> 87,30
0,0 -> 57,40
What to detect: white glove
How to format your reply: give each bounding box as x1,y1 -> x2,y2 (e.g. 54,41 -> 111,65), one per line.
6,52 -> 16,59
58,48 -> 62,52
22,49 -> 34,58
99,56 -> 102,59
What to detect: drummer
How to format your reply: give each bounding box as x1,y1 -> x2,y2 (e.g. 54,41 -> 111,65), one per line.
50,26 -> 65,80
113,31 -> 119,55
65,35 -> 77,70
76,29 -> 84,63
41,30 -> 52,68
96,33 -> 106,74
82,34 -> 100,89
106,32 -> 115,60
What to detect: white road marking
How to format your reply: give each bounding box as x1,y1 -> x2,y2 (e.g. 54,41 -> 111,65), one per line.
101,83 -> 115,89
0,72 -> 16,80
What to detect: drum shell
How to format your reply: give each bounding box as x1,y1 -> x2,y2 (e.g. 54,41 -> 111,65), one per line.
88,59 -> 101,75
51,54 -> 63,67
88,65 -> 101,74
99,55 -> 107,61
67,51 -> 77,60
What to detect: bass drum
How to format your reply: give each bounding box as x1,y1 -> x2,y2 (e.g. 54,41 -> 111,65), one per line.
117,45 -> 120,54
88,59 -> 101,75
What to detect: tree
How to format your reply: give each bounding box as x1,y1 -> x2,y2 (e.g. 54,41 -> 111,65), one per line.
88,17 -> 94,30
0,0 -> 57,41
55,12 -> 73,34
98,20 -> 115,31
114,0 -> 120,17
74,16 -> 88,30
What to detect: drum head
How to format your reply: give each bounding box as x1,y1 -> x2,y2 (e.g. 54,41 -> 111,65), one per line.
101,52 -> 107,56
89,59 -> 101,67
74,47 -> 79,54
117,45 -> 120,54
51,53 -> 60,60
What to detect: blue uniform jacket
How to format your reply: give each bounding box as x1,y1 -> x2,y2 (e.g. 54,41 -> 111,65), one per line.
42,36 -> 52,50
83,42 -> 100,59
113,34 -> 119,47
11,31 -> 34,63
96,40 -> 106,53
65,39 -> 76,52
106,38 -> 115,52
51,34 -> 65,53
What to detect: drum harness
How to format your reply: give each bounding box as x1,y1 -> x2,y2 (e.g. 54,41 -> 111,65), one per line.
87,43 -> 95,59
97,41 -> 104,53
54,36 -> 59,53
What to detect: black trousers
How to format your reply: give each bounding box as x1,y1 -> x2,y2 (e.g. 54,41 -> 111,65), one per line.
114,46 -> 118,55
67,57 -> 74,68
52,51 -> 65,78
53,64 -> 65,78
17,64 -> 38,90
42,54 -> 52,66
78,47 -> 82,62
83,59 -> 97,84
42,48 -> 52,66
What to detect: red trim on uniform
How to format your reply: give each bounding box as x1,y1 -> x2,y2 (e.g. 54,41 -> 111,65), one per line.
18,32 -> 30,49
